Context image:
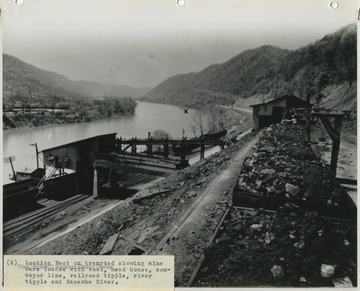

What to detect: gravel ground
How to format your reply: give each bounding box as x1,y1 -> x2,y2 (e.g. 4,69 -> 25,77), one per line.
28,131 -> 257,256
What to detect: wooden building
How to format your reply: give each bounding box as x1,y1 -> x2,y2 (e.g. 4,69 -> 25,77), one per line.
41,133 -> 117,171
250,95 -> 312,129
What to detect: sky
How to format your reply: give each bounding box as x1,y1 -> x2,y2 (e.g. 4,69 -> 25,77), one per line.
1,0 -> 358,88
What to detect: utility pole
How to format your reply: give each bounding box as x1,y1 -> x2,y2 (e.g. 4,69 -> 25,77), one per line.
4,156 -> 17,181
30,143 -> 40,169
9,157 -> 17,181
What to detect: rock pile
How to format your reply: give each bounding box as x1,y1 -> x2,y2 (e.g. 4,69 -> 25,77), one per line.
237,123 -> 353,207
194,205 -> 357,287
193,123 -> 357,287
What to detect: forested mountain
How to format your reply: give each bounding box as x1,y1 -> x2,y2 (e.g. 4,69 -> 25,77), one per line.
143,24 -> 356,110
3,54 -> 150,109
3,55 -> 141,129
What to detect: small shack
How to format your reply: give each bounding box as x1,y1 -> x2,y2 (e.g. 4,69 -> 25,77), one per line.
15,167 -> 45,181
250,95 -> 312,129
41,133 -> 117,171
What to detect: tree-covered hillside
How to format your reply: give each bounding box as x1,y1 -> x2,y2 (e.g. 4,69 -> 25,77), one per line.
143,24 -> 356,110
3,97 -> 137,129
3,55 -> 140,129
3,54 -> 150,103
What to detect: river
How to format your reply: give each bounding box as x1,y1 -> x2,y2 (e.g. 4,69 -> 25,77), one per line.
3,102 -> 212,184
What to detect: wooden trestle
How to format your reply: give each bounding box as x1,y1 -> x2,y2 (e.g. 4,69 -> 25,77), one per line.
115,135 -> 225,163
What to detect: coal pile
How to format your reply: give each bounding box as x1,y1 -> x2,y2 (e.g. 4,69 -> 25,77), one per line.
193,206 -> 357,287
236,123 -> 354,208
192,123 -> 356,287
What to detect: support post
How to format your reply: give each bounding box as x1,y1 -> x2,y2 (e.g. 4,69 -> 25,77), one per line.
180,144 -> 186,165
330,116 -> 343,177
117,137 -> 123,151
304,109 -> 311,142
200,137 -> 205,160
35,143 -> 39,169
9,157 -> 17,182
319,115 -> 343,177
93,166 -> 98,199
164,143 -> 169,159
30,143 -> 40,169
220,140 -> 225,150
147,144 -> 153,156
131,138 -> 137,154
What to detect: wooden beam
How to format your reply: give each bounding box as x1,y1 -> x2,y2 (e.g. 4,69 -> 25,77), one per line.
116,138 -> 223,146
99,233 -> 120,255
200,137 -> 205,160
330,116 -> 343,177
119,235 -> 148,254
319,115 -> 343,176
336,177 -> 357,185
319,116 -> 337,141
93,167 -> 98,199
122,144 -> 131,152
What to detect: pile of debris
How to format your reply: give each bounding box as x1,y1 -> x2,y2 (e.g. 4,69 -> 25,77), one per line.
191,123 -> 357,287
194,205 -> 357,287
236,123 -> 354,208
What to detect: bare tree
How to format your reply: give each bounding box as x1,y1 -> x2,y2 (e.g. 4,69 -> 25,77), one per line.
192,110 -> 205,136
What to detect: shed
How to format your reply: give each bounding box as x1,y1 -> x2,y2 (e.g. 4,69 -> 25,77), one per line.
41,133 -> 117,171
250,95 -> 312,129
15,167 -> 45,181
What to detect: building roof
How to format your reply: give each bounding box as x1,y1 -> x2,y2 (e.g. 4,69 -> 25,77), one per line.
17,167 -> 37,174
41,133 -> 117,153
250,95 -> 312,108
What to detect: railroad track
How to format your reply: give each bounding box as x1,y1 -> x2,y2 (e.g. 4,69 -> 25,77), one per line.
148,134 -> 257,255
103,172 -> 157,188
4,194 -> 90,242
5,173 -> 156,237
148,170 -> 228,255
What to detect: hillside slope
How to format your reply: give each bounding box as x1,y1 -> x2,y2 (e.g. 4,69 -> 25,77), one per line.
3,55 -> 140,129
3,54 -> 150,108
143,24 -> 356,111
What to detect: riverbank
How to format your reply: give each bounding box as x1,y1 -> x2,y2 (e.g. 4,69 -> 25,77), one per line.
3,111 -> 136,130
3,97 -> 137,130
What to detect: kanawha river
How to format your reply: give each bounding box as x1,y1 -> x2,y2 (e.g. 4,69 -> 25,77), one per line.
3,102 -> 212,183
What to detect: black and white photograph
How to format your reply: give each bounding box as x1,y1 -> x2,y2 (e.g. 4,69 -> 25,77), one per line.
2,0 -> 357,288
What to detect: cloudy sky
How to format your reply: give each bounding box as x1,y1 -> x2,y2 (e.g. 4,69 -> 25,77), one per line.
2,0 -> 357,88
